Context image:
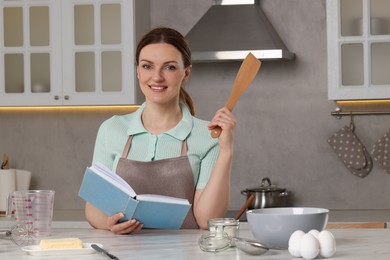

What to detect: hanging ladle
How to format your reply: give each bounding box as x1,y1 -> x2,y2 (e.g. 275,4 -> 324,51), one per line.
233,194 -> 270,255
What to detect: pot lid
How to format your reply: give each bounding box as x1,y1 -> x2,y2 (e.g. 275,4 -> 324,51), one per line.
246,177 -> 285,192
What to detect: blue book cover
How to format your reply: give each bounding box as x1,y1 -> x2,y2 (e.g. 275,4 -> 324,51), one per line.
78,163 -> 191,230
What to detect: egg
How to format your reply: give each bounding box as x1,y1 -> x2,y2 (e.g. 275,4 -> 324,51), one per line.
299,233 -> 320,260
308,229 -> 320,240
318,230 -> 336,258
288,230 -> 305,257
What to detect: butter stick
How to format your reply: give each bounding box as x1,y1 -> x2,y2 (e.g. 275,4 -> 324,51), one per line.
40,238 -> 83,249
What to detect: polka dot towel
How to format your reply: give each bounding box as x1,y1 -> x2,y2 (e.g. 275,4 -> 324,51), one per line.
371,130 -> 390,174
327,125 -> 372,178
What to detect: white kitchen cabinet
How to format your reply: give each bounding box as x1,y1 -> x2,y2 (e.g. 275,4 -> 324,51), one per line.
0,0 -> 149,106
327,0 -> 390,100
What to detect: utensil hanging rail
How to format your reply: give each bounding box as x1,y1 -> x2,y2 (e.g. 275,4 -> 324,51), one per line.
331,109 -> 390,118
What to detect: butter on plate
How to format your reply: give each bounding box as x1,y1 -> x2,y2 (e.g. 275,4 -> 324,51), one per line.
40,238 -> 83,249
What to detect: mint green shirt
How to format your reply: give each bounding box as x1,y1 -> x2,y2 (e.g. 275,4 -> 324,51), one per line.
92,102 -> 220,189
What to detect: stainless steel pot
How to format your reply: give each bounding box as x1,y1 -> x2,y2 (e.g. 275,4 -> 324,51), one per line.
241,177 -> 288,209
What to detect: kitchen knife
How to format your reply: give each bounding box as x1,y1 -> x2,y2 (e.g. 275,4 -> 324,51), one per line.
91,244 -> 119,260
210,52 -> 261,138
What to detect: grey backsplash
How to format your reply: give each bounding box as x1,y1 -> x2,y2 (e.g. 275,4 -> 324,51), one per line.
1,0 -> 390,211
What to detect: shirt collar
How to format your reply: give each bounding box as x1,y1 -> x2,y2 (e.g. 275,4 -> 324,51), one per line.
127,102 -> 193,141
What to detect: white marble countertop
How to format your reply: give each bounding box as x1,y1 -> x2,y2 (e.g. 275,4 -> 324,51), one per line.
1,222 -> 390,259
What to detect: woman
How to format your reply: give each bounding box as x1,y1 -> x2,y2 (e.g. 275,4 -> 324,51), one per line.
85,27 -> 236,234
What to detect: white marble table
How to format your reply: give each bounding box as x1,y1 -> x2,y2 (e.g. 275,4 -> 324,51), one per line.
1,222 -> 390,259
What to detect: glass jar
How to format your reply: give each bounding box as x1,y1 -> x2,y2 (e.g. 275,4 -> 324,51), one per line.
198,218 -> 240,252
208,218 -> 239,246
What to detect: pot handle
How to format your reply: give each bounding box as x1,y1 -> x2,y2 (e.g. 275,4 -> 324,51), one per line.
279,191 -> 288,197
241,189 -> 249,196
260,177 -> 271,187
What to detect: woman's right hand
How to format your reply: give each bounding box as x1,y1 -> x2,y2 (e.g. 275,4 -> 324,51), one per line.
208,107 -> 236,151
107,213 -> 143,234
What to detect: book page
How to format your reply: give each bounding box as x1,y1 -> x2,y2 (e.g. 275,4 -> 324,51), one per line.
90,162 -> 136,198
137,194 -> 190,205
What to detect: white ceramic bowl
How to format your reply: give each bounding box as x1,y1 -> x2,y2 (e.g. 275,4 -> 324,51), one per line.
246,207 -> 329,249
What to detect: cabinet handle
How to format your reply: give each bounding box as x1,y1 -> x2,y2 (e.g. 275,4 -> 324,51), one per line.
54,96 -> 59,100
64,95 -> 69,100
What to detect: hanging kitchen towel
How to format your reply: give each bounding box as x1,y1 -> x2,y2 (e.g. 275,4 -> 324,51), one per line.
327,125 -> 373,178
370,129 -> 390,174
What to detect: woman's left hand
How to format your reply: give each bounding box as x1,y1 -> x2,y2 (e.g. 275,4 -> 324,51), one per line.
107,213 -> 143,234
208,107 -> 236,150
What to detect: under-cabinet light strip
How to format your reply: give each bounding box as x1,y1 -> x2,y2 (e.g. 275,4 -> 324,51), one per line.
332,100 -> 390,117
336,100 -> 390,106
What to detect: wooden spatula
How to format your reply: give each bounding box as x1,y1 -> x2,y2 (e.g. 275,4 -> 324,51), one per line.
234,194 -> 255,220
1,154 -> 9,169
211,52 -> 261,138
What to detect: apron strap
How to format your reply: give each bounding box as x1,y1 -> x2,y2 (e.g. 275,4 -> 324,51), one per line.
121,135 -> 187,158
181,139 -> 187,156
121,136 -> 133,158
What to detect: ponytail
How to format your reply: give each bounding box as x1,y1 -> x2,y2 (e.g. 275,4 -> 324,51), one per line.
180,88 -> 195,116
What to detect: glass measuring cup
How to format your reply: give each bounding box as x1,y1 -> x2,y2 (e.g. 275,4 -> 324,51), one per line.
6,190 -> 55,243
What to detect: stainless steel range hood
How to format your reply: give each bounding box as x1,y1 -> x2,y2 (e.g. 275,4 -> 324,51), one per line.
185,0 -> 295,62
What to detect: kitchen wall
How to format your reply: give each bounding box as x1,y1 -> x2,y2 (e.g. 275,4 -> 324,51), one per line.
1,0 -> 390,211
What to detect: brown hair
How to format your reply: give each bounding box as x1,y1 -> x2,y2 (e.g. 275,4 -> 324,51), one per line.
136,27 -> 195,115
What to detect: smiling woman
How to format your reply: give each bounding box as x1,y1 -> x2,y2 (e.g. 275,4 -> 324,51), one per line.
135,27 -> 194,116
85,27 -> 237,233
137,42 -> 191,125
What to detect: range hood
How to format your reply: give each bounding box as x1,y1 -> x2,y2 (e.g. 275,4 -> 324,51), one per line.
185,0 -> 295,62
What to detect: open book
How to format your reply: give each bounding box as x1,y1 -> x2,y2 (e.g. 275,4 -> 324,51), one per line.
78,162 -> 191,229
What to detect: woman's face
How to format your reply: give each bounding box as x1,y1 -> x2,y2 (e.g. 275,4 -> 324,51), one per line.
137,43 -> 191,105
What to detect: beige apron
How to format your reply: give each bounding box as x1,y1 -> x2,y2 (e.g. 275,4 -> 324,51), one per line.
116,136 -> 199,229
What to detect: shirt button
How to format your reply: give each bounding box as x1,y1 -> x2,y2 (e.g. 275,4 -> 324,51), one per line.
147,135 -> 158,160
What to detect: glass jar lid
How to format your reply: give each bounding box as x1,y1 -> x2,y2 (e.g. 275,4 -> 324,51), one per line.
198,231 -> 231,252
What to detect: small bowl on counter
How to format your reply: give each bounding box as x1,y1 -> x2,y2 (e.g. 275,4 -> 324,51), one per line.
246,207 -> 329,249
